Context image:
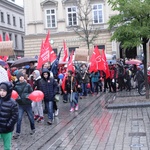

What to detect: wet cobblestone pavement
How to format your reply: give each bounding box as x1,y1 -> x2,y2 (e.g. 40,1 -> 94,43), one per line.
0,89 -> 150,150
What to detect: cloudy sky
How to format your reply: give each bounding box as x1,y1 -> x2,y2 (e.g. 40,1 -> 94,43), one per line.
8,0 -> 24,7
15,0 -> 23,7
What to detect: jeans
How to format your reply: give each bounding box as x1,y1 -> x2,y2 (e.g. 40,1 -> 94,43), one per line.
81,83 -> 87,96
68,92 -> 78,108
46,101 -> 54,121
16,105 -> 35,133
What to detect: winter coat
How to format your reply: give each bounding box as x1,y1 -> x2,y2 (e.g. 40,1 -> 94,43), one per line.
90,72 -> 100,82
65,76 -> 77,93
14,81 -> 33,105
80,68 -> 89,83
39,69 -> 58,102
0,82 -> 18,133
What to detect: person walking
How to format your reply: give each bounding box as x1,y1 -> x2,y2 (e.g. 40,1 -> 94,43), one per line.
39,69 -> 58,125
32,70 -> 44,122
13,72 -> 35,139
0,82 -> 18,150
64,70 -> 79,112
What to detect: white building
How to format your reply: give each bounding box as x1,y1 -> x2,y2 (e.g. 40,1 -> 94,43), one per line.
0,0 -> 24,59
23,0 -> 149,62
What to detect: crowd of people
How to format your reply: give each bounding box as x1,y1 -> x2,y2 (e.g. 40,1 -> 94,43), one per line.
0,59 -> 147,150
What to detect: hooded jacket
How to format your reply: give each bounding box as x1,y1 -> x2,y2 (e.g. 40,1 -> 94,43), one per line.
39,69 -> 58,101
33,70 -> 41,90
0,82 -> 18,133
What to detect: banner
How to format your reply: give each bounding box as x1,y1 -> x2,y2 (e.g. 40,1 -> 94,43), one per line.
0,41 -> 14,55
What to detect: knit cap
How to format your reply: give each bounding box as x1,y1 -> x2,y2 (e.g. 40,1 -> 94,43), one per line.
0,84 -> 7,91
17,72 -> 25,80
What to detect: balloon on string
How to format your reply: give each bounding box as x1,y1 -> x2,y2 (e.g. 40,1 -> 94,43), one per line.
28,90 -> 44,102
58,73 -> 64,79
11,90 -> 19,100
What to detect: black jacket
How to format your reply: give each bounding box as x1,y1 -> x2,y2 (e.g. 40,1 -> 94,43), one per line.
0,82 -> 18,133
39,69 -> 58,102
14,81 -> 33,105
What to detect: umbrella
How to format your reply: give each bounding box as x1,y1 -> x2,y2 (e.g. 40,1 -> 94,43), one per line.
125,59 -> 142,65
11,57 -> 37,67
0,59 -> 7,66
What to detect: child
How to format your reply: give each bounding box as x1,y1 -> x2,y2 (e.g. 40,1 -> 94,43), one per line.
64,70 -> 79,112
32,70 -> 44,122
13,72 -> 35,139
0,82 -> 18,150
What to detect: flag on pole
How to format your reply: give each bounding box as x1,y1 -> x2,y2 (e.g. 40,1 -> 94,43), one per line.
44,31 -> 56,62
67,51 -> 75,72
5,34 -> 10,41
101,49 -> 110,78
62,41 -> 68,62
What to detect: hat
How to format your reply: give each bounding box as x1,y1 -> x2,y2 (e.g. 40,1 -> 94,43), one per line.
0,84 -> 7,91
17,72 -> 25,79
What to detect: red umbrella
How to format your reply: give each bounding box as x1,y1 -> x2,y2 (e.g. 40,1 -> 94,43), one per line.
125,59 -> 142,65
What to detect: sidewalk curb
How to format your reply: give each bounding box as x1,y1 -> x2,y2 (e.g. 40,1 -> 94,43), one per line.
106,102 -> 150,109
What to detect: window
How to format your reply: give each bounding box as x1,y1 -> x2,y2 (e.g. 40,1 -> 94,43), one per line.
97,45 -> 105,50
9,33 -> 12,40
21,36 -> 24,49
7,14 -> 11,24
92,4 -> 103,24
15,35 -> 18,48
1,12 -> 4,22
67,7 -> 78,26
69,47 -> 79,53
2,32 -> 5,41
20,19 -> 23,28
45,9 -> 57,28
13,16 -> 16,26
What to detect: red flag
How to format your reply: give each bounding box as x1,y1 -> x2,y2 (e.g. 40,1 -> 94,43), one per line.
101,49 -> 110,78
37,31 -> 57,69
36,41 -> 46,69
0,34 -> 2,41
44,31 -> 56,62
94,46 -> 105,71
5,34 -> 10,41
89,50 -> 97,72
61,73 -> 67,92
0,34 -> 8,61
62,41 -> 68,62
67,52 -> 75,72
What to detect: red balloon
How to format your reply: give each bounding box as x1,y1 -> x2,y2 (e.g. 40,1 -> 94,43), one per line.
28,90 -> 44,102
11,90 -> 19,100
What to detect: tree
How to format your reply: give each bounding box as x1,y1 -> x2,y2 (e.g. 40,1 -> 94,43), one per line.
108,0 -> 150,98
71,1 -> 100,60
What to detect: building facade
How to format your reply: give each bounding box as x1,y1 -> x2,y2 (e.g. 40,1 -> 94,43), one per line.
0,0 -> 24,59
24,0 -> 150,62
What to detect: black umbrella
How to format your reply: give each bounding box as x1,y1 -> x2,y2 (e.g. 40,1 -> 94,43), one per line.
11,57 -> 37,67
